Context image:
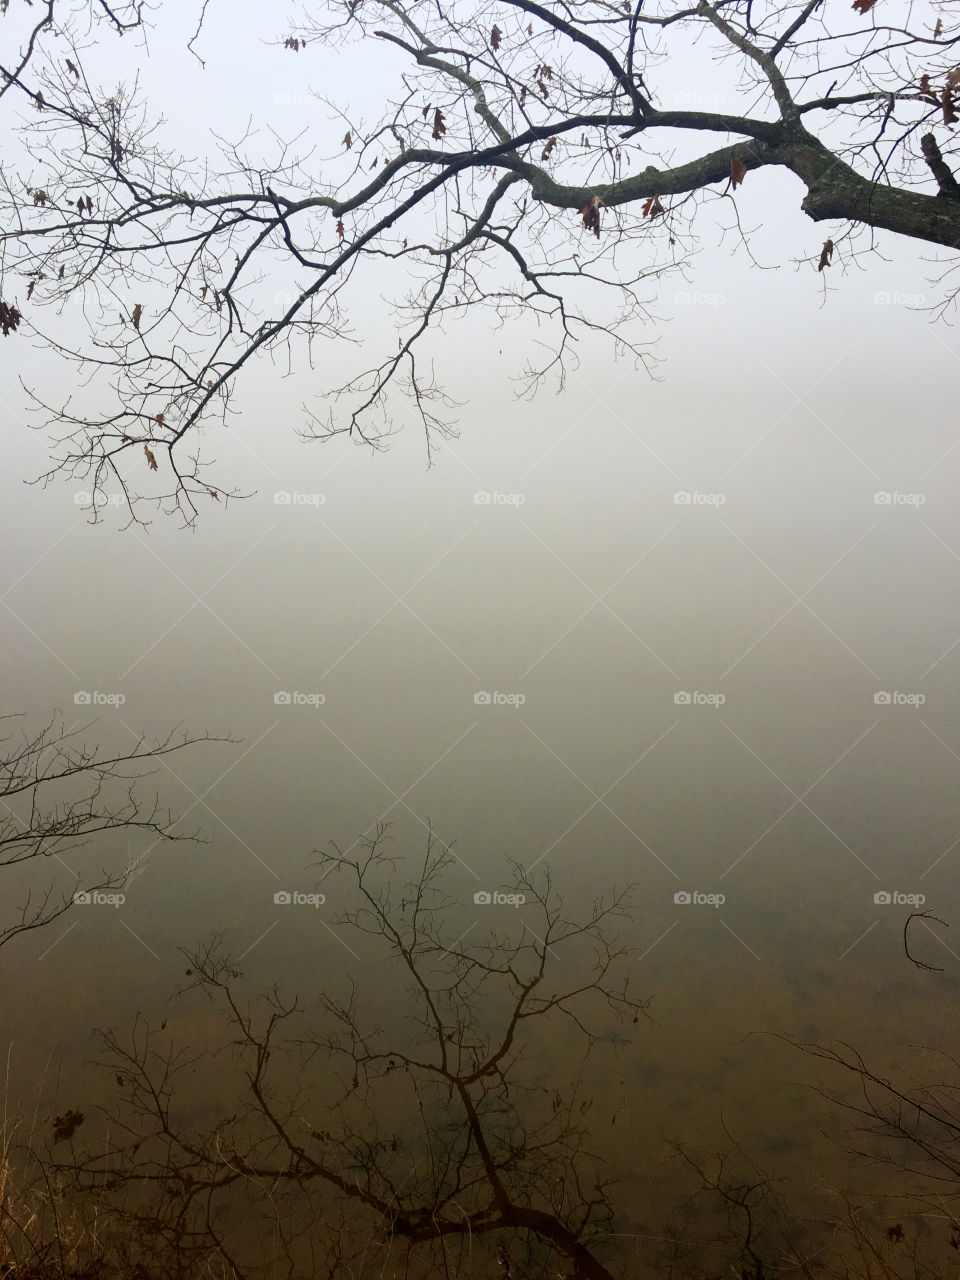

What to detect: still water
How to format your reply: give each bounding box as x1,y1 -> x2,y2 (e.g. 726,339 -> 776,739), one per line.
2,336 -> 959,1271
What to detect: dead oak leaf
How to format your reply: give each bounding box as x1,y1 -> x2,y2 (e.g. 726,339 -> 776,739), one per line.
0,301 -> 23,336
578,194 -> 604,236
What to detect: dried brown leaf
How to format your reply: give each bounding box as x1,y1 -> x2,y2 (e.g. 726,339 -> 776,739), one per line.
578,194 -> 605,237
0,301 -> 22,336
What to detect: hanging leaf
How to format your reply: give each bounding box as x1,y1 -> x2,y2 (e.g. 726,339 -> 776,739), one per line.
155,412 -> 164,425
32,189 -> 48,205
578,194 -> 604,237
730,155 -> 747,188
65,58 -> 80,77
209,490 -> 220,500
934,18 -> 943,37
432,107 -> 446,140
851,0 -> 876,13
942,85 -> 958,125
534,63 -> 553,99
490,24 -> 502,50
343,130 -> 352,149
642,194 -> 665,218
336,219 -> 345,240
131,303 -> 143,331
541,136 -> 558,161
144,444 -> 158,471
817,239 -> 833,272
2,300 -> 24,335
526,21 -> 533,34
283,36 -> 304,51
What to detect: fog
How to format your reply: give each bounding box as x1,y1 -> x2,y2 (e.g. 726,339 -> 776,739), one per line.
1,0 -> 959,1246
